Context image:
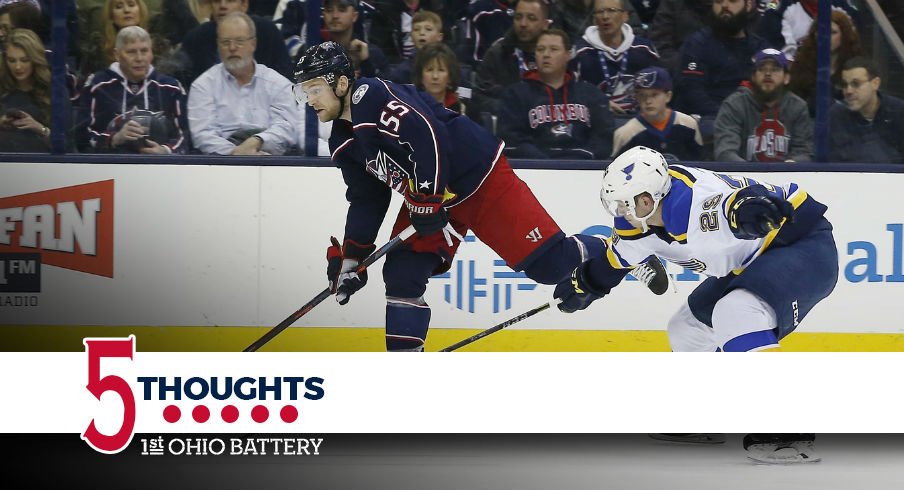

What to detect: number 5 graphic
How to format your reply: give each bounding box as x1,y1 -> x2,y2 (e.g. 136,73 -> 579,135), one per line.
81,335 -> 137,454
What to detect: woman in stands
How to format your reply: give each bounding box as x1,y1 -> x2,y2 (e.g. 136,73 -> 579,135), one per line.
412,42 -> 466,114
0,28 -> 55,152
80,0 -> 150,78
789,10 -> 861,116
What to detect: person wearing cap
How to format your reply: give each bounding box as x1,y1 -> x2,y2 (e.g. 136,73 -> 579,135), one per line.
497,29 -> 614,160
714,48 -> 812,162
829,56 -> 904,164
611,66 -> 702,160
317,0 -> 387,77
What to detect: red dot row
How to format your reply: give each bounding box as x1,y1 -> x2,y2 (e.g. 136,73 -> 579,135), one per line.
162,404 -> 298,423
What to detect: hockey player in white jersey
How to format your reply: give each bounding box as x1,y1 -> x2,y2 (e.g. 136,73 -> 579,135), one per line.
554,146 -> 838,462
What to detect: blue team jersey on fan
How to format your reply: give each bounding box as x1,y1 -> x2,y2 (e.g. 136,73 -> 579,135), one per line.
328,77 -> 504,245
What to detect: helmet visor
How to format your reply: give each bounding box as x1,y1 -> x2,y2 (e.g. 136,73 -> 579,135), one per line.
292,80 -> 331,106
601,196 -> 635,219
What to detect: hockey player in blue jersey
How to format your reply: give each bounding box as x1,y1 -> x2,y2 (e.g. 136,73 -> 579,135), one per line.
292,42 -> 668,352
554,145 -> 837,463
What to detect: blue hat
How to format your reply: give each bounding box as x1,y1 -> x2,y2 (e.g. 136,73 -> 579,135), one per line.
752,48 -> 790,71
634,66 -> 672,91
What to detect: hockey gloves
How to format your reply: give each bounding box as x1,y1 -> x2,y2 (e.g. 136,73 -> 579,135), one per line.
404,190 -> 463,246
554,263 -> 611,313
326,237 -> 376,305
727,195 -> 793,240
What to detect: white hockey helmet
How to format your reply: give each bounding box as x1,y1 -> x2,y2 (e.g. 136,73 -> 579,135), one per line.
600,146 -> 671,231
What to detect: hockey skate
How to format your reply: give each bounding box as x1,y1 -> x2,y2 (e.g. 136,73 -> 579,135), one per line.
743,434 -> 821,464
648,433 -> 727,444
632,256 -> 672,295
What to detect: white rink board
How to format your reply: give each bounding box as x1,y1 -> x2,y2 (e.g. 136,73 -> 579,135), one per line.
1,162 -> 902,334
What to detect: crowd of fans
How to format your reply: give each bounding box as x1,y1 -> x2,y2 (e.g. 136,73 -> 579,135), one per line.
0,0 -> 901,162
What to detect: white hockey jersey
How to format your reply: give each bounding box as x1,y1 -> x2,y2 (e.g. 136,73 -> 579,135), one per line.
605,165 -> 811,278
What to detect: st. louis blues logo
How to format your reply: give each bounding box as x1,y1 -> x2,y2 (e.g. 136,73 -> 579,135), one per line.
365,151 -> 409,192
623,163 -> 635,180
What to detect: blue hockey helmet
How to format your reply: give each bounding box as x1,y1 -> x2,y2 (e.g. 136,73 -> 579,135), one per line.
294,41 -> 355,87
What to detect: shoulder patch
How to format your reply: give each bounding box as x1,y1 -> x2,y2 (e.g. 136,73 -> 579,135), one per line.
352,84 -> 369,104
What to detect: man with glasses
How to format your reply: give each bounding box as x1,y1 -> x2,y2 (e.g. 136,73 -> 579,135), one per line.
187,12 -> 300,155
829,56 -> 904,164
714,48 -> 812,162
180,0 -> 291,86
572,0 -> 659,115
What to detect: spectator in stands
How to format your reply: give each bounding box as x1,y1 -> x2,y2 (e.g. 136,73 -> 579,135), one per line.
188,12 -> 299,155
369,0 -> 446,63
756,0 -> 859,60
0,27 -> 57,151
412,41 -> 466,113
612,66 -> 702,160
180,0 -> 291,86
572,0 -> 659,115
674,0 -> 769,117
146,0 -> 212,82
275,0 -> 372,61
0,2 -> 45,49
629,0 -> 659,29
788,9 -> 860,116
498,29 -> 613,160
465,0 -> 513,65
386,9 -> 443,83
829,56 -> 904,164
77,0 -> 162,68
149,0 -> 211,51
473,0 -> 549,117
321,0 -> 387,77
647,0 -> 712,75
714,48 -> 811,162
76,26 -> 188,153
80,0 -> 150,79
2,2 -> 80,99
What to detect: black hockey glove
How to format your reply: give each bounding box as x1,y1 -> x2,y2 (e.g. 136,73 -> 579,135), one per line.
326,237 -> 376,305
727,195 -> 793,240
404,190 -> 448,238
554,263 -> 611,313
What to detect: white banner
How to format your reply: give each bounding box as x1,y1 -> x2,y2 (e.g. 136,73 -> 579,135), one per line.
1,163 -> 902,333
4,348 -> 904,443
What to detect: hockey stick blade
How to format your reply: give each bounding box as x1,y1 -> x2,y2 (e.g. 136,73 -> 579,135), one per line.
243,226 -> 416,352
439,299 -> 562,352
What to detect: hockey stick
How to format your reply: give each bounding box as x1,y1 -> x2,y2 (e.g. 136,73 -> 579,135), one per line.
243,225 -> 417,352
439,299 -> 563,352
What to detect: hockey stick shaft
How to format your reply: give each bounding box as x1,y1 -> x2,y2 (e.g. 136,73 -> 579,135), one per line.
243,226 -> 416,352
439,299 -> 562,352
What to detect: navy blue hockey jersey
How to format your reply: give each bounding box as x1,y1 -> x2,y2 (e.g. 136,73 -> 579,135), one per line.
329,77 -> 504,245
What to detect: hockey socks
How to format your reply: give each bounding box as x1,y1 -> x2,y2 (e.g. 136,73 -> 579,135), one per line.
385,297 -> 430,352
